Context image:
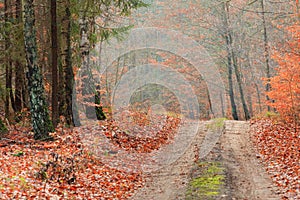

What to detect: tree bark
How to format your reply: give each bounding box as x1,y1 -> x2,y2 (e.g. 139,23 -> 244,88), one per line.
24,0 -> 54,140
247,92 -> 253,117
223,2 -> 238,120
15,0 -> 26,117
223,2 -> 250,120
4,0 -> 14,120
261,0 -> 272,111
63,2 -> 80,126
255,83 -> 262,113
51,0 -> 59,127
80,17 -> 106,121
232,55 -> 250,120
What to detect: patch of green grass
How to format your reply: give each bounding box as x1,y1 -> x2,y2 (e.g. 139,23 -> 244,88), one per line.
186,162 -> 225,200
253,111 -> 280,121
206,118 -> 227,131
264,111 -> 279,118
19,176 -> 30,190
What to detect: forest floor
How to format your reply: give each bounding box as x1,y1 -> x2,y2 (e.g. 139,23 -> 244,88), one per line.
130,120 -> 287,200
0,118 -> 298,199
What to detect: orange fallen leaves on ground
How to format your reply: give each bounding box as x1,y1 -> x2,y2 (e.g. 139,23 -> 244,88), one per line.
251,119 -> 300,199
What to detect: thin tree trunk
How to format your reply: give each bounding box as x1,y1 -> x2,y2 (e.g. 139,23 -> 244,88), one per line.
260,0 -> 271,111
4,0 -> 12,119
15,0 -> 25,116
5,63 -> 10,119
80,16 -> 106,121
223,2 -> 238,120
8,63 -> 15,112
15,61 -> 23,114
224,2 -> 250,120
207,87 -> 215,118
248,95 -> 253,118
232,55 -> 250,120
24,0 -> 54,140
64,2 -> 80,126
51,0 -> 59,127
254,83 -> 262,113
220,92 -> 225,117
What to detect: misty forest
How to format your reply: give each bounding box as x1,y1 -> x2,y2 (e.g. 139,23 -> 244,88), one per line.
0,0 -> 299,199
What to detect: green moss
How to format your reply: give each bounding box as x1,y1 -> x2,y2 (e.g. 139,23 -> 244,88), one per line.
186,162 -> 225,200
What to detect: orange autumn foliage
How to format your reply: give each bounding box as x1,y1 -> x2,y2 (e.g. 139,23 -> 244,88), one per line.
266,24 -> 300,124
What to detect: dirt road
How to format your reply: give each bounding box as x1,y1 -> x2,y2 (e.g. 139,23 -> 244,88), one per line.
130,120 -> 280,200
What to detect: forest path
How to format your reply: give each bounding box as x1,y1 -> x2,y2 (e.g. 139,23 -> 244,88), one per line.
130,120 -> 280,200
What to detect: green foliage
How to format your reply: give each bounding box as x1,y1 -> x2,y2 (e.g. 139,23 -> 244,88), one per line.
98,25 -> 134,42
253,111 -> 280,121
264,111 -> 280,118
12,151 -> 24,157
0,118 -> 8,134
0,16 -> 25,62
74,0 -> 148,43
19,176 -> 29,189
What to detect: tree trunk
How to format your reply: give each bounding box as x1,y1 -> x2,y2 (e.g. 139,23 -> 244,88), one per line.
223,2 -> 238,120
261,0 -> 271,111
254,83 -> 262,113
24,0 -> 54,140
80,18 -> 106,121
220,92 -> 225,117
95,85 -> 106,120
232,55 -> 250,120
223,2 -> 250,120
63,2 -> 80,126
15,0 -> 26,118
51,0 -> 59,127
247,94 -> 253,118
5,63 -> 10,120
15,61 -> 24,114
8,62 -> 15,112
4,0 -> 13,120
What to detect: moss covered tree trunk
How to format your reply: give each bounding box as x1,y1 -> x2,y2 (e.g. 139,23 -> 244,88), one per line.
24,0 -> 54,140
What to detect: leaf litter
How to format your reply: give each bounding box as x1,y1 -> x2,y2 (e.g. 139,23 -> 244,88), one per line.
0,113 -> 180,199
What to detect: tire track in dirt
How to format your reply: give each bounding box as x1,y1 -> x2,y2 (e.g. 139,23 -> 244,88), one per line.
221,120 -> 280,200
130,120 -> 207,200
130,120 -> 280,200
